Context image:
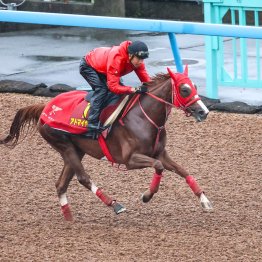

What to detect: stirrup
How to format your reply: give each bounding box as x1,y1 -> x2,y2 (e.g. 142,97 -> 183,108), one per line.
98,123 -> 110,132
84,122 -> 103,139
91,122 -> 110,132
85,130 -> 98,140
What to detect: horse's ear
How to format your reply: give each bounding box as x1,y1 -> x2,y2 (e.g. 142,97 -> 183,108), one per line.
167,67 -> 176,80
184,65 -> 189,76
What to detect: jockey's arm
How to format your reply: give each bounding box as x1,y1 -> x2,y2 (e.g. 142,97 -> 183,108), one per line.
107,71 -> 135,94
106,62 -> 150,94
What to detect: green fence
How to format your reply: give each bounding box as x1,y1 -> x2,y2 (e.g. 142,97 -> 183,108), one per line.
204,0 -> 262,98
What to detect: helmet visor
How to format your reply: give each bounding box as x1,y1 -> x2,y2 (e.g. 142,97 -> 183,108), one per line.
135,50 -> 149,59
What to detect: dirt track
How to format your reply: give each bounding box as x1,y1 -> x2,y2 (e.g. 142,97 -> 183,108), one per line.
0,93 -> 261,262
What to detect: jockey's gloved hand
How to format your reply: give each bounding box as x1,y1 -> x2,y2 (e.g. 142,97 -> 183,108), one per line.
134,85 -> 148,93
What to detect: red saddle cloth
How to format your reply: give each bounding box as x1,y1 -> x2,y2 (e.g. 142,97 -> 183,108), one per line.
40,90 -> 119,134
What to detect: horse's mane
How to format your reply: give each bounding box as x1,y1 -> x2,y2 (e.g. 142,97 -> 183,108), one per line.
149,73 -> 170,84
146,73 -> 171,91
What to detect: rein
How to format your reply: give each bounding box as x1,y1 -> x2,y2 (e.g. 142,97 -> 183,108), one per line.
118,92 -> 172,156
146,92 -> 175,108
146,78 -> 201,116
118,75 -> 200,155
138,97 -> 171,155
137,85 -> 173,155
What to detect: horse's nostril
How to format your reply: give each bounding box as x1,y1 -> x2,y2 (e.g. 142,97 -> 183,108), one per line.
197,109 -> 208,121
199,110 -> 205,116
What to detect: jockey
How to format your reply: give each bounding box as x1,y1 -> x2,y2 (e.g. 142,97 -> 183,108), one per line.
79,40 -> 151,138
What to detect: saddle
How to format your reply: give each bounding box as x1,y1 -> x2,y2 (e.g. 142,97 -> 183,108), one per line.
40,90 -> 129,136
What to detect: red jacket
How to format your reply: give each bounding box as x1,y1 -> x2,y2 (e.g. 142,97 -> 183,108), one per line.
85,41 -> 151,94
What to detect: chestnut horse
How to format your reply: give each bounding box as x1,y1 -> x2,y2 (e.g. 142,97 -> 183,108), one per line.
0,67 -> 213,221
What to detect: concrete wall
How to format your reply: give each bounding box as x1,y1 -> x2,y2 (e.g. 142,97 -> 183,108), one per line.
125,0 -> 203,22
0,0 -> 125,32
125,0 -> 262,24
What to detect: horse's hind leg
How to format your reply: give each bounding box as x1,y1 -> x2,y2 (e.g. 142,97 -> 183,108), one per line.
158,150 -> 213,211
40,125 -> 126,218
63,149 -> 126,215
56,164 -> 77,221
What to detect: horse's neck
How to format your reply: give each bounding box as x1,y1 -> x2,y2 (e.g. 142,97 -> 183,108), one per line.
150,79 -> 172,102
139,79 -> 172,127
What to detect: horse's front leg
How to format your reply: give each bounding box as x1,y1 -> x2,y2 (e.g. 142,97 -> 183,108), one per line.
158,150 -> 213,211
126,153 -> 165,203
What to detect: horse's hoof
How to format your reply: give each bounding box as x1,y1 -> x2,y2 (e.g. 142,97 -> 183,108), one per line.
201,201 -> 213,211
200,193 -> 213,212
141,191 -> 153,203
112,201 -> 126,214
141,193 -> 150,203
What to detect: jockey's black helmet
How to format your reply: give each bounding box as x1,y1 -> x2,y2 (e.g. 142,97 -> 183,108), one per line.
128,41 -> 149,59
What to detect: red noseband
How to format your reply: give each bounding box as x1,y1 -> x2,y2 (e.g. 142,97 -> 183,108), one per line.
167,67 -> 200,113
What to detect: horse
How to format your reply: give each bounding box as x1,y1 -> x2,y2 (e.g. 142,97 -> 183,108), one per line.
0,66 -> 213,221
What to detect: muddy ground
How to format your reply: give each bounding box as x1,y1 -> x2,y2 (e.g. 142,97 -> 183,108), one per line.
0,93 -> 261,262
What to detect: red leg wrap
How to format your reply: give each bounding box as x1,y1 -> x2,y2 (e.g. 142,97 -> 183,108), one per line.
186,176 -> 202,196
61,204 -> 73,221
150,173 -> 163,193
96,188 -> 113,206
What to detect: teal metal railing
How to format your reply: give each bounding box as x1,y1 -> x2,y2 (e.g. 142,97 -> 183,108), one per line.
204,0 -> 262,98
1,9 -> 262,99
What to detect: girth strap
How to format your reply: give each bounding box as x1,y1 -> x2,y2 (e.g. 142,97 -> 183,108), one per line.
98,135 -> 115,164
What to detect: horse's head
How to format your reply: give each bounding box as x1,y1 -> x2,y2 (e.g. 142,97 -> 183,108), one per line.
167,66 -> 209,122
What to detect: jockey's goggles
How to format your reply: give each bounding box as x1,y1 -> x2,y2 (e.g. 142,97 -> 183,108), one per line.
135,51 -> 149,59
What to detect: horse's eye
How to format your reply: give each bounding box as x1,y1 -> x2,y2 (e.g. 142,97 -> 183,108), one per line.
180,84 -> 192,98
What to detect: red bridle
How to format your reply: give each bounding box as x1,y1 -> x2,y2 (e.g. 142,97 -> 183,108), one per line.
145,66 -> 201,116
119,66 -> 201,155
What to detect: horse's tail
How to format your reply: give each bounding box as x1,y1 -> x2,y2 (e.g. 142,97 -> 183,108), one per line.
0,103 -> 45,148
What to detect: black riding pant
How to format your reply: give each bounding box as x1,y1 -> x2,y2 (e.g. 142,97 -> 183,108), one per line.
79,57 -> 109,125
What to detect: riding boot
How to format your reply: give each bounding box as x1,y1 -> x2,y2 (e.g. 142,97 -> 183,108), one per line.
86,86 -> 108,139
